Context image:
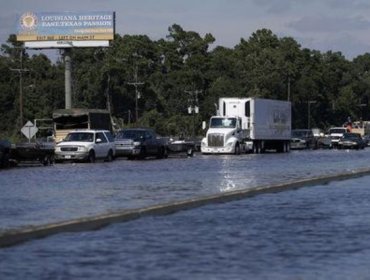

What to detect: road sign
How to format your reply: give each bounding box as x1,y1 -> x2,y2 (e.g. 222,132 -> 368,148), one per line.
21,120 -> 38,141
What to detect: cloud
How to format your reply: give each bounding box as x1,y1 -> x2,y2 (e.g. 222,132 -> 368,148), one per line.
326,0 -> 370,10
288,15 -> 370,33
252,0 -> 296,14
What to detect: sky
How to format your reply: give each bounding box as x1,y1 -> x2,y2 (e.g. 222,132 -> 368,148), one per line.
1,0 -> 370,60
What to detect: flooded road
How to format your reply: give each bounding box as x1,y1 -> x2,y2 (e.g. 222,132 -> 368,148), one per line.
1,149 -> 370,279
1,149 -> 370,231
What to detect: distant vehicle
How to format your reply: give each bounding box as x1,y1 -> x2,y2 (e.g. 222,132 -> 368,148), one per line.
0,140 -> 11,168
316,137 -> 333,149
167,139 -> 196,157
291,129 -> 315,149
115,128 -> 168,159
350,121 -> 370,136
55,129 -> 115,163
337,133 -> 365,150
328,127 -> 349,148
362,134 -> 370,146
290,138 -> 307,150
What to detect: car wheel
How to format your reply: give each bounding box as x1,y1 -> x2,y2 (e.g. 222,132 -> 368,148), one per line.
88,150 -> 96,163
105,150 -> 114,162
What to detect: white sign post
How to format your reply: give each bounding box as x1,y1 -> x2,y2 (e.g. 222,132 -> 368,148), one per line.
21,121 -> 38,142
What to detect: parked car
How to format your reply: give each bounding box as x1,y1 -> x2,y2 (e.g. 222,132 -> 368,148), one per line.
362,134 -> 370,146
290,138 -> 307,150
316,137 -> 333,149
0,139 -> 11,168
337,133 -> 366,150
115,128 -> 168,159
290,129 -> 315,149
55,129 -> 115,163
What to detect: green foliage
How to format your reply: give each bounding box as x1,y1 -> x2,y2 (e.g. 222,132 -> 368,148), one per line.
1,26 -> 369,139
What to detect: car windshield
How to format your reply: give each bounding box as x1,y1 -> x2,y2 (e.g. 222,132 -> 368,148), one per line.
330,128 -> 346,134
116,130 -> 146,141
65,132 -> 94,142
343,133 -> 360,140
210,118 -> 237,128
292,130 -> 310,137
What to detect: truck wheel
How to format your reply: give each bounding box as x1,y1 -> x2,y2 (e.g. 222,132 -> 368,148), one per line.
253,142 -> 260,154
157,147 -> 165,159
138,147 -> 146,160
88,150 -> 96,163
234,144 -> 241,155
42,155 -> 51,166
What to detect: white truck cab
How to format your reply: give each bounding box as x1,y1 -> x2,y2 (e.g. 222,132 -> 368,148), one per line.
328,127 -> 349,147
201,116 -> 245,154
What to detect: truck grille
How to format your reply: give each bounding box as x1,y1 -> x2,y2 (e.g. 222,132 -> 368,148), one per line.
208,133 -> 224,147
61,147 -> 78,152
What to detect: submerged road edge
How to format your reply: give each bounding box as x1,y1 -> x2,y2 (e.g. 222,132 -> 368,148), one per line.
1,167 -> 370,248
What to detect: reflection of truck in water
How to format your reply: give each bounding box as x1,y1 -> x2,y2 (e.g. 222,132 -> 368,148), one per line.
52,109 -> 112,143
201,97 -> 291,154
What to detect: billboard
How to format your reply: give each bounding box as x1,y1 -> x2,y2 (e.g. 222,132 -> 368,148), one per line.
16,11 -> 115,48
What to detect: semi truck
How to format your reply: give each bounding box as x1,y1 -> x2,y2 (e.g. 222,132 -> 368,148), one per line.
201,97 -> 291,154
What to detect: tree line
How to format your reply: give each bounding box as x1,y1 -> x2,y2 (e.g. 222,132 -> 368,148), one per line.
1,24 -> 370,140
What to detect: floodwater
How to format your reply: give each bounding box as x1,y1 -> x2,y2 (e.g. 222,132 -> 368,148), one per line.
1,149 -> 370,279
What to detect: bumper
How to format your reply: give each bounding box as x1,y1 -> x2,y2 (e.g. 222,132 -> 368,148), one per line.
115,146 -> 141,156
55,151 -> 89,161
201,146 -> 234,154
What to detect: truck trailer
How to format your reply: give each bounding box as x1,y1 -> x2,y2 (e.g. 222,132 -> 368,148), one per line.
52,109 -> 112,143
201,97 -> 291,154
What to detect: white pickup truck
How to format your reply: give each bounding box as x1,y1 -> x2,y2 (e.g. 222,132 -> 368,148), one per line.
328,127 -> 349,148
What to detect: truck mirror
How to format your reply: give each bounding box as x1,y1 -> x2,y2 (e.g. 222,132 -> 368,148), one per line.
202,121 -> 207,130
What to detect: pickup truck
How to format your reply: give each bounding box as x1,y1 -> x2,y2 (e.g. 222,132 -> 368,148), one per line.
114,128 -> 168,159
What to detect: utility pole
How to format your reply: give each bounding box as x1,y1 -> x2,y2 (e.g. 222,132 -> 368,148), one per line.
127,55 -> 144,123
185,89 -> 201,139
10,49 -> 29,128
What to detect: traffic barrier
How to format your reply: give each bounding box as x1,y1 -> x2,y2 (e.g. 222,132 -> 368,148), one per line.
1,167 -> 370,248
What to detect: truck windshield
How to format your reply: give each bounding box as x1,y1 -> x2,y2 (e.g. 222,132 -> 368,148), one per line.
116,130 -> 146,141
210,118 -> 237,128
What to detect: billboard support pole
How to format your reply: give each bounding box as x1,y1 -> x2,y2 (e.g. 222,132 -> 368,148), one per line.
64,49 -> 72,109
